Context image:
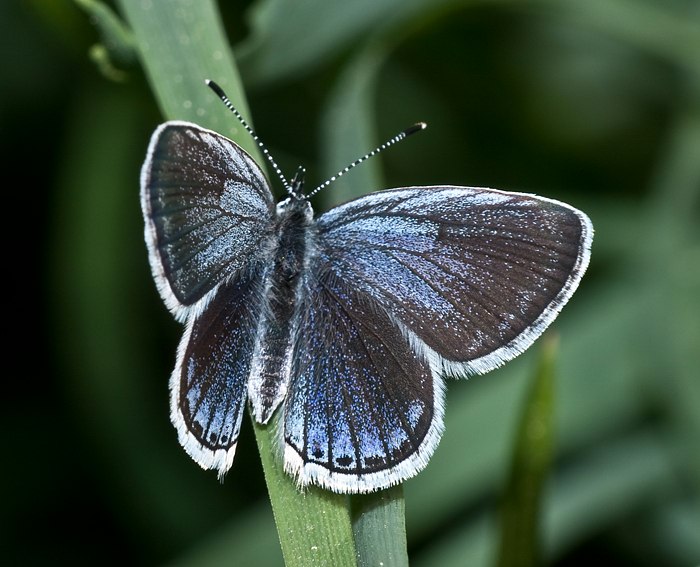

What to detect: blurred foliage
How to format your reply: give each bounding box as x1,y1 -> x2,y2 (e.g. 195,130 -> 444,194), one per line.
3,0 -> 699,565
496,335 -> 558,567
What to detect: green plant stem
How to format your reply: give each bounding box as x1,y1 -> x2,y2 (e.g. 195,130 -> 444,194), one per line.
351,485 -> 409,567
116,1 -> 359,564
496,335 -> 558,567
253,417 -> 357,566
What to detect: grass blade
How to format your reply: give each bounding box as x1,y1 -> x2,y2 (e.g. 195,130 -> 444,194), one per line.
351,486 -> 409,567
116,1 -> 358,564
496,335 -> 557,567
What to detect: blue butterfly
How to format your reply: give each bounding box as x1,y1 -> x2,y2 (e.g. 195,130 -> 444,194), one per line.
140,90 -> 592,494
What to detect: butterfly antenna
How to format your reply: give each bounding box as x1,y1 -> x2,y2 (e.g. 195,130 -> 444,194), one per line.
206,79 -> 293,193
306,122 -> 427,200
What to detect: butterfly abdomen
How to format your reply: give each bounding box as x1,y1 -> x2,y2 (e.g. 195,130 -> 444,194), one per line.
247,198 -> 317,424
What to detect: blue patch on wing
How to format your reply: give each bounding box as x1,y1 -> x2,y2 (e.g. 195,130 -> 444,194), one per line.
317,186 -> 586,365
174,272 -> 262,458
284,270 -> 434,484
143,123 -> 274,307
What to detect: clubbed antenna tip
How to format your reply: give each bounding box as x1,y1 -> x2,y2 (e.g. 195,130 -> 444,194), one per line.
305,121 -> 428,199
205,79 -> 225,99
205,79 -> 293,193
405,122 -> 427,136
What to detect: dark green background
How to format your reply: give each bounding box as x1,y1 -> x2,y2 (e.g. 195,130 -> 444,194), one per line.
3,1 -> 699,565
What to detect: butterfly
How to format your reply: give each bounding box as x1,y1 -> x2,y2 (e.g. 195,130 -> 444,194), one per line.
140,85 -> 592,494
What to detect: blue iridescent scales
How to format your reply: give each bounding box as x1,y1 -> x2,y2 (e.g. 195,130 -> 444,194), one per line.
140,121 -> 592,494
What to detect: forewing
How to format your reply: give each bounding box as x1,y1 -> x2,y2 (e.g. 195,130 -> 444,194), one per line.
171,272 -> 263,478
283,272 -> 444,493
316,186 -> 592,375
141,121 -> 274,321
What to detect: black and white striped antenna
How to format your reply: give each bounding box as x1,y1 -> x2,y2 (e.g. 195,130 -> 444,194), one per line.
206,79 -> 426,200
206,79 -> 293,194
306,122 -> 426,199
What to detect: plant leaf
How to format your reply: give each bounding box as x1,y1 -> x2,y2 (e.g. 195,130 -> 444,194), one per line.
495,335 -> 557,567
116,1 -> 359,564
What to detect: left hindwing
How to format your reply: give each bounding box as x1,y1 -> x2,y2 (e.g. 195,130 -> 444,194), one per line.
315,186 -> 593,376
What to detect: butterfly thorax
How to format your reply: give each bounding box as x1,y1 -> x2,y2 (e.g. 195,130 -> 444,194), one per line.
248,195 -> 316,424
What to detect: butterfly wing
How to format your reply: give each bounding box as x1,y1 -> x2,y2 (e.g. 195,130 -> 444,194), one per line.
284,273 -> 443,493
141,122 -> 274,477
315,185 -> 593,375
140,121 -> 275,321
171,273 -> 263,478
283,185 -> 591,492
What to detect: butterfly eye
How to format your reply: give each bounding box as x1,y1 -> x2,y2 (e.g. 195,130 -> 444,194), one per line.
276,197 -> 293,215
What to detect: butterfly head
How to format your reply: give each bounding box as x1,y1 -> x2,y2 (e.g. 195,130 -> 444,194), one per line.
289,166 -> 306,198
276,173 -> 313,224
